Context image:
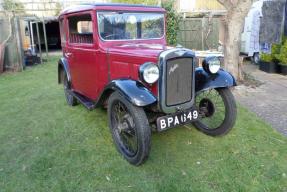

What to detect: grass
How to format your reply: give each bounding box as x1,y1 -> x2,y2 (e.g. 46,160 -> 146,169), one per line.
0,56 -> 287,192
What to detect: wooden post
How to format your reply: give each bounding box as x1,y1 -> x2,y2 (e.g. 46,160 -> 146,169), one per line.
201,18 -> 205,50
35,21 -> 42,64
42,19 -> 48,58
14,16 -> 24,71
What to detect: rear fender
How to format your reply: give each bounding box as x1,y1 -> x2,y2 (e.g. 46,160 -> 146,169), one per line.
195,67 -> 236,94
58,57 -> 71,88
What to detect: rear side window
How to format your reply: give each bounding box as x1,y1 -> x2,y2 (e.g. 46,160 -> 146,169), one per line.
59,19 -> 66,43
68,14 -> 93,44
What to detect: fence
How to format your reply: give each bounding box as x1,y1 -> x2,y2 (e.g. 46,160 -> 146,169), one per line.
177,17 -> 221,51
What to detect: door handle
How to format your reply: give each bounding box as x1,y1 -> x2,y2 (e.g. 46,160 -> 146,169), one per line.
65,52 -> 72,58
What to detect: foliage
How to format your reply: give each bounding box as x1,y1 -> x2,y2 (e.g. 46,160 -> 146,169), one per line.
260,44 -> 281,63
161,0 -> 181,45
260,53 -> 273,63
111,0 -> 157,5
275,37 -> 287,65
2,0 -> 24,11
271,44 -> 281,62
0,56 -> 287,191
54,2 -> 62,16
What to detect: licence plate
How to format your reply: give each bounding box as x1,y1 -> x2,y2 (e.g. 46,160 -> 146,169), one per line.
156,109 -> 199,131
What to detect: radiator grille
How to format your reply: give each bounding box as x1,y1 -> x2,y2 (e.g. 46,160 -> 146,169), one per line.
166,58 -> 193,106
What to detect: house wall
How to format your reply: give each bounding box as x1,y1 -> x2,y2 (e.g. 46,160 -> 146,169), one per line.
16,0 -> 108,17
194,0 -> 225,11
178,0 -> 225,13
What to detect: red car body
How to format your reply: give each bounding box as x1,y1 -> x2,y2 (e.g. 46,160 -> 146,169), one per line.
57,3 -> 237,165
59,4 -> 166,100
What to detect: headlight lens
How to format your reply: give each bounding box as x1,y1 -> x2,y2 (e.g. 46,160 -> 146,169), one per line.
202,56 -> 221,74
140,63 -> 159,84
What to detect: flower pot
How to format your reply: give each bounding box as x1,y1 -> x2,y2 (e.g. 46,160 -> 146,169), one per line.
259,61 -> 278,73
279,63 -> 287,75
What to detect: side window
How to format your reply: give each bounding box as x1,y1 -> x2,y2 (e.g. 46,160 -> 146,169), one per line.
68,14 -> 93,44
59,19 -> 66,43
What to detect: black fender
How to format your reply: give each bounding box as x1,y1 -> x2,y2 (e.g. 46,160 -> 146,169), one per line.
195,67 -> 236,94
96,79 -> 157,107
58,57 -> 71,88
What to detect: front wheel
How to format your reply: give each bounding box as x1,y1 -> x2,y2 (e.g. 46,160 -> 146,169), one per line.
108,91 -> 151,166
193,88 -> 237,136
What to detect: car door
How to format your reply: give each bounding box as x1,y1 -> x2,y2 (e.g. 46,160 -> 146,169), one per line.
66,12 -> 99,100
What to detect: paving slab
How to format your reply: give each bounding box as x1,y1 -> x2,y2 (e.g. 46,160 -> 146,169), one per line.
233,64 -> 287,136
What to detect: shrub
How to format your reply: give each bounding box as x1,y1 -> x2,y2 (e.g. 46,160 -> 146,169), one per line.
271,44 -> 281,62
275,37 -> 287,65
161,0 -> 180,45
260,43 -> 281,63
260,53 -> 273,62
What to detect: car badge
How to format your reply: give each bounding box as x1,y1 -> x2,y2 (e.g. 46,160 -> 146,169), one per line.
169,64 -> 179,75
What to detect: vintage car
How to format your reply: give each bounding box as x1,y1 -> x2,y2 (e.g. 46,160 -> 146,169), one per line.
58,3 -> 237,165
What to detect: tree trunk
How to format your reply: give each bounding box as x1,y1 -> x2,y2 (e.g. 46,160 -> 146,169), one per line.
219,0 -> 252,80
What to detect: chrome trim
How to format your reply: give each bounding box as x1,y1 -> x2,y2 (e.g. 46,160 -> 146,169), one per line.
158,48 -> 196,114
139,62 -> 159,84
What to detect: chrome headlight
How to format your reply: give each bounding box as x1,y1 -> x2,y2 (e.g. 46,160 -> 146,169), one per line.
202,56 -> 221,74
139,62 -> 159,84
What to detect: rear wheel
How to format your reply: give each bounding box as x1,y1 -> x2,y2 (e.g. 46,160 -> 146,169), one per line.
63,72 -> 77,106
193,88 -> 237,136
108,91 -> 151,166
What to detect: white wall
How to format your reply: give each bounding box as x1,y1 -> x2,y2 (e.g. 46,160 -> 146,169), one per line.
179,0 -> 195,12
17,0 -> 107,17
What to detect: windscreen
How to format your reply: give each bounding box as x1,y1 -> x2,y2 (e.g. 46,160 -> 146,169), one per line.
97,12 -> 164,40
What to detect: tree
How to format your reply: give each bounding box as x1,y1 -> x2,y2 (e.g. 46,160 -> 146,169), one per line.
2,0 -> 24,11
217,0 -> 252,80
54,2 -> 62,16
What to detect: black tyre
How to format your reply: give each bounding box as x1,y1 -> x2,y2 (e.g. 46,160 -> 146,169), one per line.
193,88 -> 237,136
63,72 -> 77,106
108,91 -> 151,166
251,52 -> 260,65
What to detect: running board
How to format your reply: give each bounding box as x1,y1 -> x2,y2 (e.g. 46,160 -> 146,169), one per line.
71,91 -> 96,110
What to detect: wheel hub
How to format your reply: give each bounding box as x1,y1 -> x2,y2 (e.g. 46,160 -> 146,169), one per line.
118,114 -> 134,135
199,98 -> 215,117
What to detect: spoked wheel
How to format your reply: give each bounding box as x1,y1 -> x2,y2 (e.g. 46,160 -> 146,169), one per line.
193,88 -> 237,136
63,72 -> 77,106
108,91 -> 151,166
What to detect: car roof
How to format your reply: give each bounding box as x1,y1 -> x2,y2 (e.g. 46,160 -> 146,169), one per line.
59,3 -> 166,16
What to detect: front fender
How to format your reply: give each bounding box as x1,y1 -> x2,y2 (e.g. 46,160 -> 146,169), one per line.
98,79 -> 157,107
195,67 -> 236,94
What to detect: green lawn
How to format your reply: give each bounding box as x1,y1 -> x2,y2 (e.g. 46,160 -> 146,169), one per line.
0,57 -> 287,192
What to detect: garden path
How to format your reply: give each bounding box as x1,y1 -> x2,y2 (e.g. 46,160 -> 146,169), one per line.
234,63 -> 287,136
